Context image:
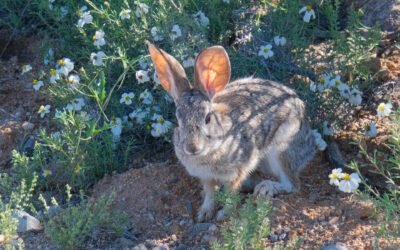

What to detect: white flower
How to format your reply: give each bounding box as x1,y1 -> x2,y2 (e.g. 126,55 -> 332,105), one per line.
139,89 -> 153,105
78,11 -> 93,27
110,116 -> 122,142
52,131 -> 61,137
258,44 -> 274,59
66,74 -> 80,89
153,71 -> 161,85
273,35 -> 287,46
310,81 -> 316,92
365,123 -> 377,138
329,75 -> 348,92
329,168 -> 345,186
139,57 -> 148,69
147,106 -> 161,113
129,109 -> 149,124
170,24 -> 182,41
32,79 -> 44,91
150,115 -> 172,137
223,0 -> 230,3
377,102 -> 392,117
66,98 -> 85,111
136,70 -> 150,83
21,64 -> 32,75
120,92 -> 135,105
348,88 -> 362,105
317,73 -> 332,91
49,69 -> 59,83
119,9 -> 131,19
338,173 -> 361,193
48,0 -> 55,10
56,58 -> 74,76
181,53 -> 198,68
54,109 -> 62,118
339,86 -> 351,99
60,6 -> 68,17
151,27 -> 163,41
312,129 -> 327,151
323,121 -> 334,135
93,31 -> 106,49
135,2 -> 149,17
91,51 -> 106,66
42,170 -> 52,177
299,5 -> 316,23
38,105 -> 51,118
194,11 -> 210,26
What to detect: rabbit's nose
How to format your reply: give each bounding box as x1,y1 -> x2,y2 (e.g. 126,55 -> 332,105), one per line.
183,143 -> 202,155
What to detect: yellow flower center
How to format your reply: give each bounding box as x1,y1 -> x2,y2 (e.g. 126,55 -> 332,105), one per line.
319,78 -> 325,84
331,173 -> 338,179
157,129 -> 161,133
158,118 -> 165,124
343,173 -> 350,180
138,97 -> 143,101
44,170 -> 50,175
73,99 -> 78,104
67,78 -> 73,83
111,116 -> 116,121
22,65 -> 27,70
335,80 -> 340,86
59,59 -> 64,66
306,5 -> 312,11
146,125 -> 151,130
366,124 -> 371,130
263,48 -> 269,53
122,10 -> 127,15
172,31 -> 177,35
50,69 -> 56,75
125,96 -> 131,101
378,104 -> 385,111
33,79 -> 38,85
93,35 -> 98,40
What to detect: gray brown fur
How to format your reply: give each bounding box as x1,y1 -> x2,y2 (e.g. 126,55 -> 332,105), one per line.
147,42 -> 316,221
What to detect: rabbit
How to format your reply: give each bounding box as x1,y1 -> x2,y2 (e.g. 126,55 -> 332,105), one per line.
146,41 -> 316,221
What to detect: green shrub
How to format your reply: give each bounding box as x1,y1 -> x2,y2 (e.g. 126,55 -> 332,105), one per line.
43,187 -> 127,250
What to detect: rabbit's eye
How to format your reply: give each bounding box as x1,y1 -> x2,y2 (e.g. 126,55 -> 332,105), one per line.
205,113 -> 211,125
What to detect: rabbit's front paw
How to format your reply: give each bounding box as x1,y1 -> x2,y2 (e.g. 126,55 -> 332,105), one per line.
197,199 -> 215,221
253,180 -> 285,197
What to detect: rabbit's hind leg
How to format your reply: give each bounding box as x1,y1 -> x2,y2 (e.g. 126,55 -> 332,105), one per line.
254,146 -> 295,197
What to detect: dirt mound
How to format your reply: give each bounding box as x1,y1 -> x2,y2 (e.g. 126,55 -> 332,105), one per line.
90,154 -> 400,249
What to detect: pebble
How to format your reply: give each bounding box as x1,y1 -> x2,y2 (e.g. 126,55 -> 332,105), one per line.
22,136 -> 35,156
179,220 -> 185,226
186,223 -> 214,234
152,244 -> 168,250
185,200 -> 192,214
171,234 -> 177,241
115,237 -> 134,248
147,213 -> 155,220
329,216 -> 339,225
133,243 -> 148,250
216,209 -> 225,221
279,232 -> 287,240
321,221 -> 328,226
12,210 -> 42,232
320,242 -> 349,250
269,235 -> 277,243
176,244 -> 187,250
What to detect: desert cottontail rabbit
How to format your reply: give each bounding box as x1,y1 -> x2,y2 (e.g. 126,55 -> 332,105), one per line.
147,41 -> 316,221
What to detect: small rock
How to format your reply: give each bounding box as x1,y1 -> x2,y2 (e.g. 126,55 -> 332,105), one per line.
12,210 -> 42,232
279,232 -> 287,240
186,223 -> 214,234
209,224 -> 217,232
152,244 -> 168,250
185,200 -> 192,214
179,220 -> 185,226
320,221 -> 328,226
22,136 -> 35,156
176,244 -> 187,250
147,213 -> 155,220
216,209 -> 225,221
269,235 -> 277,243
133,243 -> 148,250
22,121 -> 34,131
329,216 -> 339,225
171,234 -> 178,241
320,242 -> 349,250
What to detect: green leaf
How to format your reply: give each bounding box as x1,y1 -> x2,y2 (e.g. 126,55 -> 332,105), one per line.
98,71 -> 106,103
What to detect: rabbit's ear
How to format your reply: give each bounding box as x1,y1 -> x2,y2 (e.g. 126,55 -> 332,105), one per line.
146,41 -> 190,101
194,46 -> 231,99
